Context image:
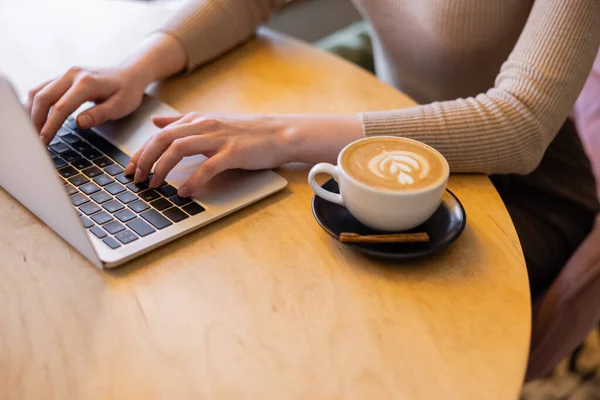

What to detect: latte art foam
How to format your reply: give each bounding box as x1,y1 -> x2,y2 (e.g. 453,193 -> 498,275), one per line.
341,138 -> 447,191
368,151 -> 430,185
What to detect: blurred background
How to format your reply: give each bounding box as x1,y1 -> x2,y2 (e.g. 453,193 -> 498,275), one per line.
146,0 -> 363,42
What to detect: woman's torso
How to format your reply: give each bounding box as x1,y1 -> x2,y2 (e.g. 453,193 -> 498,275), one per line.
353,0 -> 535,103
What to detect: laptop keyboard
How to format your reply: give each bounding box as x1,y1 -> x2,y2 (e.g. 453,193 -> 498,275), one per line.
48,116 -> 206,250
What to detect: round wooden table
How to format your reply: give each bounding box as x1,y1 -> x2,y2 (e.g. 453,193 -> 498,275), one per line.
0,1 -> 531,398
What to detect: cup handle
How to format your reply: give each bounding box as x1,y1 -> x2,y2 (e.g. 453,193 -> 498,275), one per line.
308,163 -> 345,206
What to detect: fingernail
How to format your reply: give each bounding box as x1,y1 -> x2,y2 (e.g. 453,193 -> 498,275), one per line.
178,186 -> 189,198
149,175 -> 159,188
134,168 -> 143,182
124,162 -> 135,176
77,114 -> 92,129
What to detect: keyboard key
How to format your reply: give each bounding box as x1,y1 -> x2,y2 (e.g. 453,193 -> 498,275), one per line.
74,128 -> 131,167
128,200 -> 150,213
79,202 -> 101,216
72,158 -> 92,170
116,174 -> 133,184
53,157 -> 68,169
65,118 -> 78,130
93,156 -> 114,168
103,199 -> 124,213
105,182 -> 126,195
50,142 -> 70,154
104,164 -> 124,176
61,133 -> 81,145
48,149 -> 57,158
150,198 -> 172,211
68,174 -> 89,187
141,209 -> 173,229
182,202 -> 205,216
127,218 -> 156,237
80,215 -> 94,228
93,174 -> 115,187
72,141 -> 93,153
49,137 -> 61,146
139,189 -> 161,203
163,207 -> 189,223
80,182 -> 101,195
61,150 -> 81,162
103,220 -> 125,234
102,237 -> 121,249
115,229 -> 138,244
58,165 -> 78,178
90,191 -> 112,204
169,195 -> 192,207
127,182 -> 149,193
64,184 -> 78,196
70,193 -> 89,206
57,127 -> 72,137
90,226 -> 107,239
116,191 -> 137,204
82,166 -> 103,178
81,148 -> 102,160
157,184 -> 177,198
91,211 -> 114,225
143,173 -> 154,186
115,209 -> 136,223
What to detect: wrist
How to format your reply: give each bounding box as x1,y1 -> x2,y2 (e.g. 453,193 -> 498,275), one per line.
119,32 -> 187,87
279,114 -> 365,165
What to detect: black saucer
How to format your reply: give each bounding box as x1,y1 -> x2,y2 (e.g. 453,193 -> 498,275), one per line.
312,179 -> 467,259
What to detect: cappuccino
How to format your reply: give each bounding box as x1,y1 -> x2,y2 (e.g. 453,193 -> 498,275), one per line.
341,137 -> 447,191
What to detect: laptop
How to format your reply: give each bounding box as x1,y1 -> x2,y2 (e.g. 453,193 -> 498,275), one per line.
0,76 -> 288,268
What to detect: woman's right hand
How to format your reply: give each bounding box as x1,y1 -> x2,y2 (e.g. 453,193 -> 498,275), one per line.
26,65 -> 149,145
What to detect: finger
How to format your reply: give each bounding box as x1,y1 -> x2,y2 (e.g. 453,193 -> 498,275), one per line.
149,136 -> 220,187
134,123 -> 203,182
124,141 -> 148,177
152,114 -> 186,128
126,114 -> 200,177
179,151 -> 233,197
76,94 -> 123,130
26,79 -> 53,115
30,76 -> 73,133
40,81 -> 103,144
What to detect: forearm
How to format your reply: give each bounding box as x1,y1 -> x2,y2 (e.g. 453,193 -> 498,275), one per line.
119,32 -> 187,87
160,0 -> 286,71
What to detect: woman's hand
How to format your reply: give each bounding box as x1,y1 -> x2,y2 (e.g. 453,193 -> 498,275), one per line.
27,33 -> 187,145
27,66 -> 149,145
124,113 -> 364,198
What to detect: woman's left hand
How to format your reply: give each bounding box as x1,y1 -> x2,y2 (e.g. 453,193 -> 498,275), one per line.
124,112 -> 364,198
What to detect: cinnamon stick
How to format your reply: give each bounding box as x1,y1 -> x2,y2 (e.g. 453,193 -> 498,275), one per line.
339,232 -> 430,244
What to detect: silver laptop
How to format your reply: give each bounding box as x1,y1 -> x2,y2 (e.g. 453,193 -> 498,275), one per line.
0,76 -> 288,268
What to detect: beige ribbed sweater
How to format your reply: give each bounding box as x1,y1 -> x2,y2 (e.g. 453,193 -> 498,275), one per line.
162,0 -> 600,174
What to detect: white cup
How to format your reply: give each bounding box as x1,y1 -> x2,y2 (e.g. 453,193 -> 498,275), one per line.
308,137 -> 449,232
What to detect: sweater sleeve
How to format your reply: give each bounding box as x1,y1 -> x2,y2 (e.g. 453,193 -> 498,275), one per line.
362,0 -> 600,174
160,0 -> 287,71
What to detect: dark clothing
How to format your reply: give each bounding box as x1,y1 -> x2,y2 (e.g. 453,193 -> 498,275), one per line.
491,119 -> 600,297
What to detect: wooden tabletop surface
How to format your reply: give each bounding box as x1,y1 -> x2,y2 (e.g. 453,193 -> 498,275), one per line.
0,0 -> 531,399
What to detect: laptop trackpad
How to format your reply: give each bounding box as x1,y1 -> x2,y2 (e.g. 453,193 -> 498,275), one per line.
165,154 -> 282,213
